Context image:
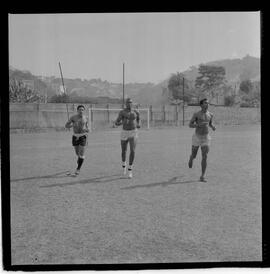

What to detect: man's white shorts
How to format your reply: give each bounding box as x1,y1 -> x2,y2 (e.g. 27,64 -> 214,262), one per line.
121,129 -> 138,141
192,133 -> 211,147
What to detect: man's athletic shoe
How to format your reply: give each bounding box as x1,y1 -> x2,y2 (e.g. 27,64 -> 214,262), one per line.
66,169 -> 80,176
128,170 -> 133,179
68,169 -> 80,177
200,176 -> 207,182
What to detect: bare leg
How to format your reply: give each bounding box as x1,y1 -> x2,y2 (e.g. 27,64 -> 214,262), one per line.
78,145 -> 86,159
200,145 -> 209,181
188,146 -> 199,168
128,137 -> 137,166
121,140 -> 128,163
76,145 -> 86,172
67,146 -> 81,176
127,137 -> 137,178
74,146 -> 80,157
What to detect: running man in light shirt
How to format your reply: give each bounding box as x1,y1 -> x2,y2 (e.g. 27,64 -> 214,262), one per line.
65,105 -> 89,176
113,98 -> 141,178
188,98 -> 216,182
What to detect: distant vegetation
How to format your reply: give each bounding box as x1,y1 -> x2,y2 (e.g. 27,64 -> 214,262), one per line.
167,72 -> 196,104
48,94 -> 122,104
166,56 -> 260,107
9,55 -> 260,107
9,79 -> 47,103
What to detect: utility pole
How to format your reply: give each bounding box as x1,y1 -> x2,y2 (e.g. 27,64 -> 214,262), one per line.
182,77 -> 185,126
58,61 -> 70,122
122,62 -> 125,109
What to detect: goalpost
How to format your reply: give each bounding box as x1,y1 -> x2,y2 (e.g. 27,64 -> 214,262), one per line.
88,107 -> 150,132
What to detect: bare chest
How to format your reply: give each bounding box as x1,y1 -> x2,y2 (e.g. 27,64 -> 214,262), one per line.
122,111 -> 137,121
196,112 -> 211,123
72,116 -> 87,127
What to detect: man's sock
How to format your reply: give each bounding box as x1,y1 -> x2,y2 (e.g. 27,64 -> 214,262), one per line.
77,157 -> 84,170
127,165 -> 133,178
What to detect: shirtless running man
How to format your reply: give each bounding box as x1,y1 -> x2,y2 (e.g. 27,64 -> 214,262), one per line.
188,98 -> 216,182
65,105 -> 89,176
113,98 -> 141,178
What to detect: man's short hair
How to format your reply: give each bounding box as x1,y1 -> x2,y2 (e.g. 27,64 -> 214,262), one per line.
200,98 -> 208,105
77,105 -> 85,110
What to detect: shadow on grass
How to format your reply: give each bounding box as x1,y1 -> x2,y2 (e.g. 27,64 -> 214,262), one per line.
121,176 -> 200,190
11,171 -> 70,182
40,173 -> 125,188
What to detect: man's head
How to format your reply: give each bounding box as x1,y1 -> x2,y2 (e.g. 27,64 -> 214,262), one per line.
125,98 -> 133,109
77,105 -> 85,116
200,98 -> 209,111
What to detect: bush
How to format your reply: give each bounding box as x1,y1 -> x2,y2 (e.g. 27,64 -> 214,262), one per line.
240,102 -> 254,108
9,79 -> 46,103
48,94 -> 69,103
224,95 -> 235,106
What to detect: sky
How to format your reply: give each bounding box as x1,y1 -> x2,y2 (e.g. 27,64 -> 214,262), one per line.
8,12 -> 261,84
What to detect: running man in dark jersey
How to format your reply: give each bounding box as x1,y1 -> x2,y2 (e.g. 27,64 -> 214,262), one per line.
188,98 -> 216,182
65,105 -> 89,176
113,98 -> 141,178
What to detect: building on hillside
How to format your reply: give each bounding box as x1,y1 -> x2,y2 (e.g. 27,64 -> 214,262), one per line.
58,85 -> 65,95
51,83 -> 65,95
36,76 -> 47,81
231,81 -> 241,96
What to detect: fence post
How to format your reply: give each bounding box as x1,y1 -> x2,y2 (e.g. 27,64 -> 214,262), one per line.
163,105 -> 166,124
149,105 -> 153,122
88,105 -> 91,132
147,107 -> 150,129
89,104 -> 93,132
149,105 -> 153,127
107,104 -> 110,123
182,101 -> 185,126
37,103 -> 40,129
175,105 -> 178,126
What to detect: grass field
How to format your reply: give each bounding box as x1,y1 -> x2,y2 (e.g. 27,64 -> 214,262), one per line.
9,125 -> 261,265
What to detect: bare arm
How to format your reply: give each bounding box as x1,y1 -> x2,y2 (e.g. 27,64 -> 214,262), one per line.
113,111 -> 123,127
189,113 -> 198,128
209,114 -> 216,131
65,117 -> 74,129
135,110 -> 141,128
84,119 -> 90,132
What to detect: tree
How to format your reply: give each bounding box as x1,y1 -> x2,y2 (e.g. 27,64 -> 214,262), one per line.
167,72 -> 190,103
239,80 -> 260,107
9,79 -> 46,103
239,79 -> 253,94
224,95 -> 235,106
195,65 -> 226,101
48,93 -> 70,103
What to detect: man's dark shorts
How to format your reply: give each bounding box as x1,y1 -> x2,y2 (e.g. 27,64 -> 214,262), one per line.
72,135 -> 87,146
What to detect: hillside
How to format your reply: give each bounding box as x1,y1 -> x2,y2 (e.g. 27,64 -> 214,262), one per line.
9,68 -> 56,97
180,55 -> 260,83
128,81 -> 169,106
9,67 -> 156,103
9,55 -> 260,106
132,55 -> 260,106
